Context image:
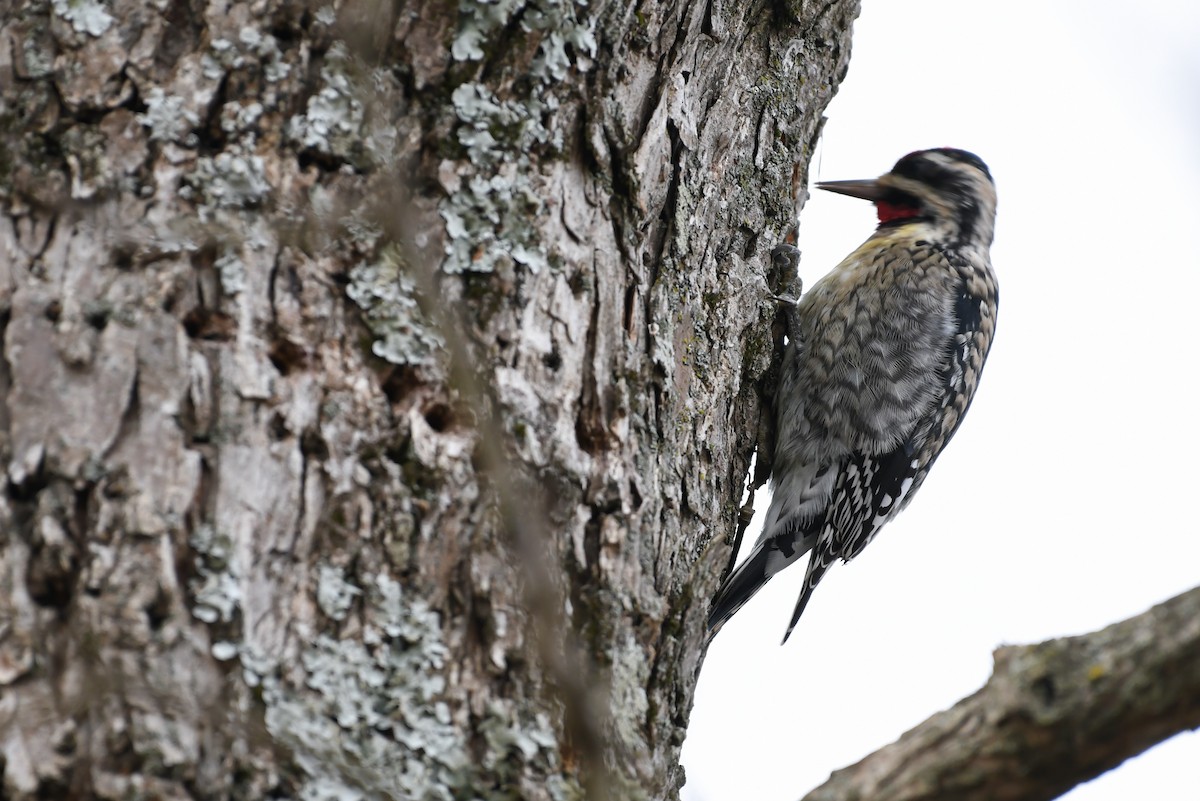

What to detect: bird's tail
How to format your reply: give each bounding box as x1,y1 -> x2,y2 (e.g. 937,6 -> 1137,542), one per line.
707,541 -> 774,639
780,549 -> 834,644
706,528 -> 813,641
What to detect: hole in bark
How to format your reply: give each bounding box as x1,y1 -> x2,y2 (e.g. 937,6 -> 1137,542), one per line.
383,440 -> 410,466
381,365 -> 421,404
85,306 -> 109,331
1032,675 -> 1056,706
741,227 -> 761,260
268,336 -> 308,375
568,270 -> 587,297
297,147 -> 358,174
270,16 -> 305,45
52,726 -> 77,757
190,242 -> 218,279
44,300 -> 61,322
182,308 -> 236,341
72,484 -> 92,549
100,467 -> 132,499
36,777 -> 71,800
145,586 -> 172,630
112,243 -> 135,270
26,543 -> 78,610
575,401 -> 609,454
301,429 -> 330,462
583,510 -> 602,572
269,412 -> 289,441
542,347 -> 562,371
423,403 -> 452,432
8,464 -> 48,502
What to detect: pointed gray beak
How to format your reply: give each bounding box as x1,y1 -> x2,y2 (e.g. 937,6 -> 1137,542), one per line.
815,179 -> 885,202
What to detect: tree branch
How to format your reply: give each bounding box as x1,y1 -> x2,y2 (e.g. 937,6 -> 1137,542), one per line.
802,585 -> 1200,801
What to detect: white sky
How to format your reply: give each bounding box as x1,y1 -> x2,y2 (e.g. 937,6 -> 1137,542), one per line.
682,1 -> 1200,799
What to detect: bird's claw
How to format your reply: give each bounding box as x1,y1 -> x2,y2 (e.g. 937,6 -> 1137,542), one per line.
769,244 -> 804,343
770,243 -> 802,277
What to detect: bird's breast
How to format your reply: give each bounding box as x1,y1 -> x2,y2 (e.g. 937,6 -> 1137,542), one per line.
786,239 -> 957,454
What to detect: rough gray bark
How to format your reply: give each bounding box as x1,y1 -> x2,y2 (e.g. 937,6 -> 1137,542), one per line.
0,0 -> 859,798
803,586 -> 1200,801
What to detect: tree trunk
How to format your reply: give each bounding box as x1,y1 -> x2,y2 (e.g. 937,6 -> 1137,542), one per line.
0,0 -> 858,798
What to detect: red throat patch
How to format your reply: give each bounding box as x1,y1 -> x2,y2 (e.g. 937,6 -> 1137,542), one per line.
875,201 -> 920,224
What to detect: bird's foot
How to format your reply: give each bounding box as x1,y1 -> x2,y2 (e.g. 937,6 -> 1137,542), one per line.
771,243 -> 801,283
769,243 -> 803,343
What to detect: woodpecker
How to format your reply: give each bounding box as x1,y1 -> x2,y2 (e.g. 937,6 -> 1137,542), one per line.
709,148 -> 998,643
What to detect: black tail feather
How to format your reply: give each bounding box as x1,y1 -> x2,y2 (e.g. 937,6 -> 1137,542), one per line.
706,543 -> 775,638
780,554 -> 832,644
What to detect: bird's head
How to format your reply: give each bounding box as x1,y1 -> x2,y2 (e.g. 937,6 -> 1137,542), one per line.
817,148 -> 996,252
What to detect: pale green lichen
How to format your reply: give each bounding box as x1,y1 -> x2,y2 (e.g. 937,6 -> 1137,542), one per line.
288,45 -> 364,155
215,250 -> 248,295
192,550 -> 568,797
269,5 -> 594,281
316,564 -> 362,621
341,206 -> 384,252
211,641 -> 240,661
529,20 -> 597,82
189,524 -> 240,624
138,88 -> 200,143
451,0 -> 523,61
608,634 -> 651,751
439,0 -> 598,277
219,100 -> 265,136
440,83 -> 551,274
346,245 -> 445,367
51,0 -> 114,37
184,148 -> 271,209
167,32 -> 294,245
452,0 -> 596,80
202,29 -> 290,83
248,576 -> 472,801
372,572 -> 406,638
474,700 -> 578,801
287,43 -> 398,169
18,35 -> 54,78
228,570 -> 572,799
314,5 -> 337,26
204,38 -> 238,79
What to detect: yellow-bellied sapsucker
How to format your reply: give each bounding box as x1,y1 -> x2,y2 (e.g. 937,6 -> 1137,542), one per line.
709,148 -> 999,643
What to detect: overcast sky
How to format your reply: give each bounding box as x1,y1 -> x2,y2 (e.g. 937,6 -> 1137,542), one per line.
682,2 -> 1200,799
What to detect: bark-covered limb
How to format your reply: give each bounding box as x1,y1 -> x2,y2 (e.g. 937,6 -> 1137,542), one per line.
803,585 -> 1200,801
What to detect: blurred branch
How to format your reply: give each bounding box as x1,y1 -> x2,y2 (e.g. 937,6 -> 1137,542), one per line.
802,585 -> 1200,801
385,200 -> 615,801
